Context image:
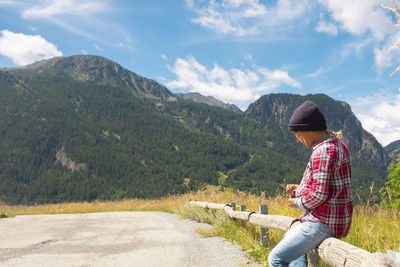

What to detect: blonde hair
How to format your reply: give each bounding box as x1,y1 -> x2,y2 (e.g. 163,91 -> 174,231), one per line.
326,129 -> 343,139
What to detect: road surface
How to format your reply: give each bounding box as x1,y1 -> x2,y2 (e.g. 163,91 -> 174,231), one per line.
0,211 -> 262,267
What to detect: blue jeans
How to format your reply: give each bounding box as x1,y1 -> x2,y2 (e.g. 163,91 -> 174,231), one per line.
268,221 -> 334,267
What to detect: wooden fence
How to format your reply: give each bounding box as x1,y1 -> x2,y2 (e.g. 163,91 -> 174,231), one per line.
189,200 -> 399,267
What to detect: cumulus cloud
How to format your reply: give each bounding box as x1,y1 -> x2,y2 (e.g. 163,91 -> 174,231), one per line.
0,30 -> 62,66
317,0 -> 392,41
186,0 -> 310,36
354,90 -> 400,146
166,56 -> 301,108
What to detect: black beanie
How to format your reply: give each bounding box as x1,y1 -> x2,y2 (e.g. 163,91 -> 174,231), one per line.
288,101 -> 327,131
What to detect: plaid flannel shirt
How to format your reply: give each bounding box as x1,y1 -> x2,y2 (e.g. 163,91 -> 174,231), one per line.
295,135 -> 353,238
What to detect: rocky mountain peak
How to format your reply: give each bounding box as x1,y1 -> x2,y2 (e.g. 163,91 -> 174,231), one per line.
176,92 -> 242,113
19,55 -> 174,100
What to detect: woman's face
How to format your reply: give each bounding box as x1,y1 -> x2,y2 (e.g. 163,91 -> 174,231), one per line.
293,131 -> 315,149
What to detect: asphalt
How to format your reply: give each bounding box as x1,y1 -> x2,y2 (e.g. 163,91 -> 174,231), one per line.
0,211 -> 262,267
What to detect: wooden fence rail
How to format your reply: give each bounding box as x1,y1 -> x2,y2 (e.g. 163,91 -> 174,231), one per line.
189,200 -> 399,267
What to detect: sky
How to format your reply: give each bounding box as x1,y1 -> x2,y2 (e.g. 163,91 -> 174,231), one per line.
1,0 -> 400,146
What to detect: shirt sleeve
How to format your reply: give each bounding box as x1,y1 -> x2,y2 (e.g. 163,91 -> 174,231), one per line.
295,197 -> 306,210
300,150 -> 335,210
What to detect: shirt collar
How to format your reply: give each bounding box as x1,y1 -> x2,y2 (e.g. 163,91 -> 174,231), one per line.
312,135 -> 336,150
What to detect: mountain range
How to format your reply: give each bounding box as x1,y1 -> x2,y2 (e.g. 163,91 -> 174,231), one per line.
0,55 -> 395,204
385,140 -> 400,161
176,92 -> 242,113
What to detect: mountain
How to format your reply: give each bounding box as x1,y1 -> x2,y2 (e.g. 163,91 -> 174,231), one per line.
0,55 -> 391,204
15,55 -> 174,100
385,140 -> 400,161
176,92 -> 242,113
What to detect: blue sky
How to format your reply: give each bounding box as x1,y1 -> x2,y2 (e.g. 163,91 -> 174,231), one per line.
1,0 -> 400,146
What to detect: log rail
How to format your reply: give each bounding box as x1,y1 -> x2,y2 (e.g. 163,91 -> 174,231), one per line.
189,200 -> 399,267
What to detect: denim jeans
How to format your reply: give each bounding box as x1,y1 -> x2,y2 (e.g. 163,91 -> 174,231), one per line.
268,221 -> 334,267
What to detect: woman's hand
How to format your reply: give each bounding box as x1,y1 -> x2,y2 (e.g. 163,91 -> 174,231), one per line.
287,184 -> 299,192
286,184 -> 299,197
288,198 -> 297,208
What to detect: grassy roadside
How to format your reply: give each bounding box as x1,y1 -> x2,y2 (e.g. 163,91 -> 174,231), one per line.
1,186 -> 399,266
0,196 -> 184,217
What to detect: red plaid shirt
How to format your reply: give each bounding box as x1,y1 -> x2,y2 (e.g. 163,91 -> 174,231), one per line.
295,135 -> 353,238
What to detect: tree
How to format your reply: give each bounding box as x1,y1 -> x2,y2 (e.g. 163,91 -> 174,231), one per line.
380,155 -> 400,210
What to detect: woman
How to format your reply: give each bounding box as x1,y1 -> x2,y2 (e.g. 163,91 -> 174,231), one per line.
268,101 -> 353,267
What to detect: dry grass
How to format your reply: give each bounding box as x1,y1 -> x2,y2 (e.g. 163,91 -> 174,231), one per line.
0,195 -> 188,217
344,204 -> 400,252
194,226 -> 220,237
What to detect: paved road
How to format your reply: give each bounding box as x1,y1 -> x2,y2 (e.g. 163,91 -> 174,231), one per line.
0,211 -> 262,267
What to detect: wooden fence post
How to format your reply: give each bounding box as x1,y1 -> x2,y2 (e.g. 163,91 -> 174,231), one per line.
260,205 -> 269,248
240,205 -> 246,227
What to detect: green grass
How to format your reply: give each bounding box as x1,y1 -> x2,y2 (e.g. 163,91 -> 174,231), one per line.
0,209 -> 6,218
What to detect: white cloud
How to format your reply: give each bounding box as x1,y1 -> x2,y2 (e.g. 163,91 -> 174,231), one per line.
317,0 -> 392,41
374,46 -> 393,70
273,0 -> 310,24
315,20 -> 338,36
166,56 -> 301,108
94,44 -> 103,51
353,90 -> 400,146
257,67 -> 302,89
317,0 -> 399,72
5,0 -> 126,45
341,38 -> 374,58
374,31 -> 400,72
21,0 -> 109,19
161,54 -> 168,60
0,30 -> 62,66
185,0 -> 194,9
187,0 -> 310,36
0,0 -> 20,6
307,66 -> 330,78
